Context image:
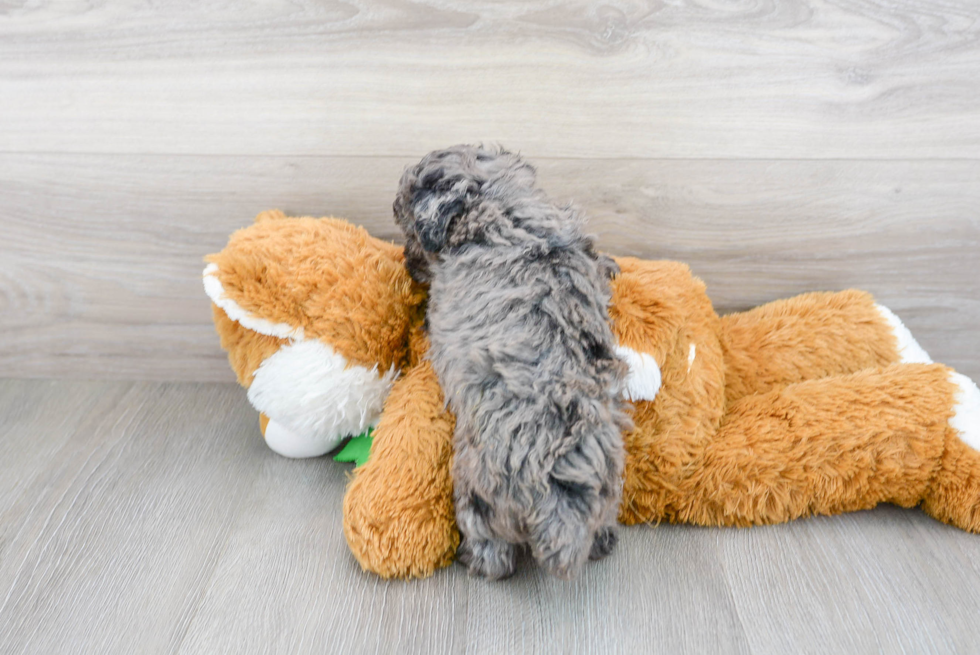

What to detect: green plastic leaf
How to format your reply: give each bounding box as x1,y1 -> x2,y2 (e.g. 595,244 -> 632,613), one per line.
333,428 -> 374,468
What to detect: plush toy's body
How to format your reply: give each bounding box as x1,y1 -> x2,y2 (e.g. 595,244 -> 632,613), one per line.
206,212 -> 980,579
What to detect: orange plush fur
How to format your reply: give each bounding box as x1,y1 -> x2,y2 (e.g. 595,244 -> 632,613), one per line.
343,354 -> 460,579
208,213 -> 979,580
206,210 -> 423,376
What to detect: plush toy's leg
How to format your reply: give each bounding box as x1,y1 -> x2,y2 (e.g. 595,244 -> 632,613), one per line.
922,372 -> 980,531
720,290 -> 929,404
678,364 -> 959,527
342,361 -> 459,579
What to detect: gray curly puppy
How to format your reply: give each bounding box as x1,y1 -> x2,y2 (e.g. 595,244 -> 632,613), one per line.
393,144 -> 631,580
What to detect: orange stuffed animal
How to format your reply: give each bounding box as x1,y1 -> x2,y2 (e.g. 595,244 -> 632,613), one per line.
206,211 -> 980,579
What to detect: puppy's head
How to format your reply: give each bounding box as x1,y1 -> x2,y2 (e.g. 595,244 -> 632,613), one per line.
393,144 -> 536,283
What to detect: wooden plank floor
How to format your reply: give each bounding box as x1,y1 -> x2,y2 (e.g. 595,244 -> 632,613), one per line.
2,378 -> 980,655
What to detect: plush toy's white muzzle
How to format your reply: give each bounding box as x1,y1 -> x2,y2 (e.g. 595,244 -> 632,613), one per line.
247,339 -> 398,457
204,262 -> 399,458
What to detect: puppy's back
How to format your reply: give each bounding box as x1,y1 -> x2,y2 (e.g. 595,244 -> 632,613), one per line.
395,144 -> 628,578
428,228 -> 628,567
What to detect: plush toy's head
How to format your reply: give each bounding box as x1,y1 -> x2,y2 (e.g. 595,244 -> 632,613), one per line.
204,210 -> 424,456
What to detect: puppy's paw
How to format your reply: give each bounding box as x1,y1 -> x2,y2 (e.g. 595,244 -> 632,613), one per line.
589,526 -> 618,561
457,538 -> 517,580
535,532 -> 593,580
539,545 -> 590,580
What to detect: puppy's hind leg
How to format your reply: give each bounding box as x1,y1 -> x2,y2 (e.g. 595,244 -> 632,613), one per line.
529,479 -> 598,579
457,537 -> 518,580
589,526 -> 618,561
455,491 -> 517,580
590,458 -> 623,561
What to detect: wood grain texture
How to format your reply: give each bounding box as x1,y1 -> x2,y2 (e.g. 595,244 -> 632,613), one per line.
2,154 -> 977,381
720,510 -> 980,653
0,380 -> 265,654
1,0 -> 979,158
3,379 -> 980,654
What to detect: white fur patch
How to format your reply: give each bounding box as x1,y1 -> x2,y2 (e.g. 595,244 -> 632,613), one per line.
688,343 -> 697,371
950,372 -> 980,452
615,345 -> 662,402
264,420 -> 336,459
875,304 -> 932,364
247,339 -> 398,455
203,263 -> 305,340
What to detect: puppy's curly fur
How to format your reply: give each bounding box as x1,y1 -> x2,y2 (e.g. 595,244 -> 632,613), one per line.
394,145 -> 630,580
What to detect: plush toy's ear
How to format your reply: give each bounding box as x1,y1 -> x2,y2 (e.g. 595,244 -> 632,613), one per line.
254,209 -> 287,223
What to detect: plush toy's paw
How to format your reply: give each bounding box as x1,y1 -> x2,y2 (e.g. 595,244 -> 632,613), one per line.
263,419 -> 340,459
588,526 -> 618,561
950,372 -> 980,451
920,371 -> 980,532
344,494 -> 459,579
457,538 -> 518,580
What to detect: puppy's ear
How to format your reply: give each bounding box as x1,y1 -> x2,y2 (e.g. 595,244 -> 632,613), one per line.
402,236 -> 433,285
412,186 -> 468,253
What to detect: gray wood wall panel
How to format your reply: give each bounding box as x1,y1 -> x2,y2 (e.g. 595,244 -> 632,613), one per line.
2,154 -> 977,380
1,1 -> 978,159
0,0 -> 977,382
3,379 -> 980,654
